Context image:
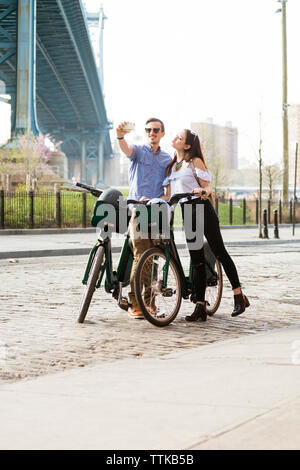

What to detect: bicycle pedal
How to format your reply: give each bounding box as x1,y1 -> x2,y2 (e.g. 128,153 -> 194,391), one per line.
118,298 -> 131,312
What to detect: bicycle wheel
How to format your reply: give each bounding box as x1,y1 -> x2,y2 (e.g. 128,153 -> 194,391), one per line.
77,245 -> 105,323
134,247 -> 182,327
206,259 -> 223,316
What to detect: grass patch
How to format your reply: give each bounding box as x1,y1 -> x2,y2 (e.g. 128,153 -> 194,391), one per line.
172,201 -> 254,226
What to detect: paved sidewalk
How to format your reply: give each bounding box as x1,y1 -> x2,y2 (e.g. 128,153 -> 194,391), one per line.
1,245 -> 299,384
0,225 -> 299,259
1,325 -> 300,450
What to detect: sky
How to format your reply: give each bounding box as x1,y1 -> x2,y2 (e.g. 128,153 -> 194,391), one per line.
1,0 -> 300,169
84,0 -> 300,168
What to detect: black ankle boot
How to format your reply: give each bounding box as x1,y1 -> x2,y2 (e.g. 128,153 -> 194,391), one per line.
232,294 -> 250,317
186,303 -> 207,322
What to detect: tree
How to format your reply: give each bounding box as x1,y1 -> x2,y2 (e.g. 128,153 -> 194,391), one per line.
208,153 -> 228,196
195,130 -> 228,196
263,164 -> 283,202
0,133 -> 61,190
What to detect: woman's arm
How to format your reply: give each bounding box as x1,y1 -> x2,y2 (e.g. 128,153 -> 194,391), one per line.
192,181 -> 212,199
160,184 -> 171,201
191,158 -> 212,199
191,157 -> 207,172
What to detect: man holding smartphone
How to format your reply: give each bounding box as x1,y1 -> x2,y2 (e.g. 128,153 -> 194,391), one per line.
116,118 -> 172,319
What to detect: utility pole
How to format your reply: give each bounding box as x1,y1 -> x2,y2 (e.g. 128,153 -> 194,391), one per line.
293,142 -> 298,236
258,112 -> 263,238
278,0 -> 289,203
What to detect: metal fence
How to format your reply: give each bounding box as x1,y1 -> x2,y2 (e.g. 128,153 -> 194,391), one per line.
215,198 -> 300,226
0,190 -> 299,229
0,190 -> 96,229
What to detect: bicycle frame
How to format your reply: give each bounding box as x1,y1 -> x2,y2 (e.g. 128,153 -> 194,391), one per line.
82,233 -> 133,294
158,228 -> 193,300
156,227 -> 220,301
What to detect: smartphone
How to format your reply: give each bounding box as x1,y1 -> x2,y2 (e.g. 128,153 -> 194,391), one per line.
123,122 -> 135,131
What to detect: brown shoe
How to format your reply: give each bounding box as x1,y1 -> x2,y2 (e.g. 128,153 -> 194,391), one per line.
232,294 -> 250,317
186,303 -> 207,322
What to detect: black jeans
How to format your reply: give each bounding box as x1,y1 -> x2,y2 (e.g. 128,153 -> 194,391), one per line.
181,198 -> 241,302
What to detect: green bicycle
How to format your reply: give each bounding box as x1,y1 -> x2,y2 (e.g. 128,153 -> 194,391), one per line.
133,192 -> 223,327
76,183 -> 134,324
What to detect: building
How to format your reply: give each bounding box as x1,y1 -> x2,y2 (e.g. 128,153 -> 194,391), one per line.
288,104 -> 300,188
191,118 -> 238,169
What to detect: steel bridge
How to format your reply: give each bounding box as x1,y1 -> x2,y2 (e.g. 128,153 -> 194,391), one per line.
0,0 -> 113,184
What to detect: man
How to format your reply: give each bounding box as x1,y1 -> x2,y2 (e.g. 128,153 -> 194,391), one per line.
116,118 -> 172,319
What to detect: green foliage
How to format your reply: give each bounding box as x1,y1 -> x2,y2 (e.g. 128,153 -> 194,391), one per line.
218,201 -> 252,225
1,191 -> 96,229
121,189 -> 129,197
0,133 -> 61,188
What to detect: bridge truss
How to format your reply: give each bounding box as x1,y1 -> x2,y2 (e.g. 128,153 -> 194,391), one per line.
0,0 -> 113,184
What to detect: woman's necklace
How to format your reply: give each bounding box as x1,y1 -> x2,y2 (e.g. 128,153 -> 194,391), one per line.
175,159 -> 184,171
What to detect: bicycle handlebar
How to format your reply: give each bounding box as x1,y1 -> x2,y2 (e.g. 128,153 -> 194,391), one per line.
127,191 -> 206,207
73,184 -> 206,204
168,191 -> 206,206
126,199 -> 149,205
75,182 -> 103,198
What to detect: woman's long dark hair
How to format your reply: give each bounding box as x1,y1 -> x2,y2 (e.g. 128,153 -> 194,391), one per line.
166,129 -> 207,176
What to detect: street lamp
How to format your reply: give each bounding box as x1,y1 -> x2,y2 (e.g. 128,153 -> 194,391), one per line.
276,0 -> 289,203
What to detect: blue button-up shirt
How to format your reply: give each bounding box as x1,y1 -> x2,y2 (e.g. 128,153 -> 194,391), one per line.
128,145 -> 172,200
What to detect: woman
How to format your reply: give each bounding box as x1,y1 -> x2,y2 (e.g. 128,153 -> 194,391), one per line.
163,129 -> 250,322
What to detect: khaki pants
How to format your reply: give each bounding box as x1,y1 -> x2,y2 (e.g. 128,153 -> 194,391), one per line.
128,215 -> 154,310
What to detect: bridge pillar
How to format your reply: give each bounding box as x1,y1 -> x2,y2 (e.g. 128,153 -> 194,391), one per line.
97,132 -> 104,185
13,0 -> 39,135
0,1 -> 17,134
81,134 -> 87,182
61,131 -> 106,185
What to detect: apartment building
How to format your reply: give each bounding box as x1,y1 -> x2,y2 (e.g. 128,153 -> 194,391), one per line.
191,118 -> 238,169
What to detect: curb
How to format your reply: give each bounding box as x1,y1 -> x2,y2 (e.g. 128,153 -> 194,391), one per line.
0,247 -> 123,260
1,239 -> 300,260
0,224 -> 299,236
0,228 -> 96,235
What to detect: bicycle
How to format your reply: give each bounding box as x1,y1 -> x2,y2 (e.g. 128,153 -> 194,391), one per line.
133,192 -> 223,327
76,182 -> 134,324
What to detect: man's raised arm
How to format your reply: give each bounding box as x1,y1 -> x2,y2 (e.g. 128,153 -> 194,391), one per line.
116,122 -> 134,158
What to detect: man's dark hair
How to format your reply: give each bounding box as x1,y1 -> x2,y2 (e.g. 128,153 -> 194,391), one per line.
145,117 -> 165,132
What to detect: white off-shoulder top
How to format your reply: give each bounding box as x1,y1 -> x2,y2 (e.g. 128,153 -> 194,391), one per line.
163,165 -> 212,202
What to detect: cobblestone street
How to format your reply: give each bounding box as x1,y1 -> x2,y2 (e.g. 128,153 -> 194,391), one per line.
1,244 -> 300,384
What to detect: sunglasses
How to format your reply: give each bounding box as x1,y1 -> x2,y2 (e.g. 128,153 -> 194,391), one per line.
145,128 -> 161,134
